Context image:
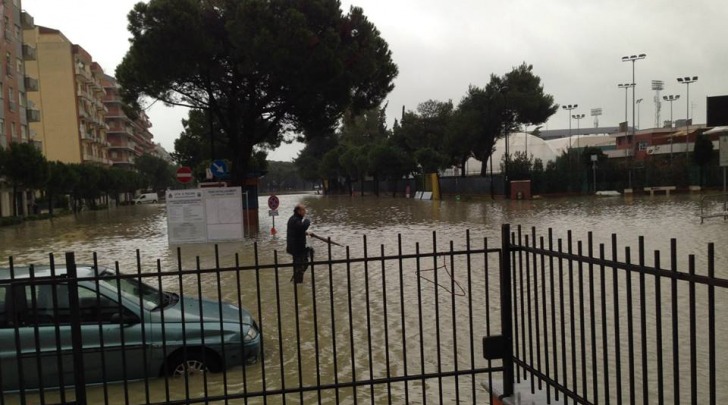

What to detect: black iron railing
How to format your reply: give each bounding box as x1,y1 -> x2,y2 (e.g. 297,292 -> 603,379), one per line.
1,231 -> 504,405
2,225 -> 725,405
504,224 -> 728,405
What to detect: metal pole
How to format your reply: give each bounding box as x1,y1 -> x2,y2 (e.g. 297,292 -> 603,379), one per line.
685,83 -> 690,159
593,161 -> 597,192
66,252 -> 87,405
500,224 -> 514,398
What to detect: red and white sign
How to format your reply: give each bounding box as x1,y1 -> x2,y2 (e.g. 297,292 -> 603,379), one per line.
268,195 -> 280,210
176,166 -> 193,183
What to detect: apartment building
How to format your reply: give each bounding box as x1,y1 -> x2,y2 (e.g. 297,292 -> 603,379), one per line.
23,24 -> 109,165
0,1 -> 36,217
102,74 -> 155,167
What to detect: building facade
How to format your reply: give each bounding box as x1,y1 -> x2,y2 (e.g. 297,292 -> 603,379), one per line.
0,2 -> 36,217
102,74 -> 155,167
23,25 -> 109,165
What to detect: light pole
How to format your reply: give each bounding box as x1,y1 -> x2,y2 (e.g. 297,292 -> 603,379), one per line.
501,85 -> 510,198
562,104 -> 578,150
591,108 -> 602,128
572,113 -> 585,150
618,82 -> 635,188
622,54 -> 646,158
636,98 -> 643,129
677,76 -> 698,158
663,94 -> 680,160
618,83 -> 635,135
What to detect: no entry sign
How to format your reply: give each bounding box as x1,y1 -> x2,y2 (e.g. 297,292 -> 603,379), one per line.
268,195 -> 280,210
176,166 -> 193,183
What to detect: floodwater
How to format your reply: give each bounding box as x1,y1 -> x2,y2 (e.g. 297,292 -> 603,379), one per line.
1,193 -> 726,404
2,193 -> 726,272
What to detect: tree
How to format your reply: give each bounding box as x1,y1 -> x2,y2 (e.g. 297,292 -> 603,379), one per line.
4,142 -> 48,216
459,64 -> 558,175
135,154 -> 176,192
46,161 -> 79,216
394,100 -> 454,173
117,0 -> 397,185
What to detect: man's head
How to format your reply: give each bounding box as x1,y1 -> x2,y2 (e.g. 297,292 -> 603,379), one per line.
294,203 -> 307,217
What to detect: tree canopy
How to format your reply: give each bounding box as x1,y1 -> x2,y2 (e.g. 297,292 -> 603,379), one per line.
117,0 -> 398,183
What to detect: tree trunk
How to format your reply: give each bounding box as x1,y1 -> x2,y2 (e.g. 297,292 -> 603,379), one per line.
12,184 -> 18,217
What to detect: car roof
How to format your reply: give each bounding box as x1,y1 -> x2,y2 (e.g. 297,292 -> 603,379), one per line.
0,265 -> 111,281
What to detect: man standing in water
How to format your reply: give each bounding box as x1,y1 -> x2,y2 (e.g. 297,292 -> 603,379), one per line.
287,203 -> 313,283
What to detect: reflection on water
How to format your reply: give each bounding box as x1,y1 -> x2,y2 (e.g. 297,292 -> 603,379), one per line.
1,194 -> 725,274
1,193 -> 726,404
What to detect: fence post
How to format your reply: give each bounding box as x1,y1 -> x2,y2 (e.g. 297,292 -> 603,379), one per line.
66,252 -> 87,405
500,224 -> 514,397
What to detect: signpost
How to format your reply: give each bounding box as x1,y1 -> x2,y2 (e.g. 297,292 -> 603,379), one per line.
721,134 -> 728,192
268,195 -> 280,235
176,166 -> 193,184
210,159 -> 229,179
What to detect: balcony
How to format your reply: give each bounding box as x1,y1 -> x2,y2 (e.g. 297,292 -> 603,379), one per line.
21,11 -> 35,29
22,44 -> 36,61
74,65 -> 92,83
24,76 -> 39,91
26,108 -> 40,122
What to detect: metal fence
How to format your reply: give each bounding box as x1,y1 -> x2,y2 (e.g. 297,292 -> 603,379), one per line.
504,224 -> 728,404
2,225 -> 726,405
1,231 -> 505,405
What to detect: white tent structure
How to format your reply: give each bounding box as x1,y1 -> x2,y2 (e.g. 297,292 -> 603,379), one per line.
451,132 -> 615,175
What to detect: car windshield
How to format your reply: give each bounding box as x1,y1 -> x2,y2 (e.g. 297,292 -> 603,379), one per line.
98,275 -> 167,311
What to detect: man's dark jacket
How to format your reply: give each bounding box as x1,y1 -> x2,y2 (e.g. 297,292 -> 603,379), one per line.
286,212 -> 310,256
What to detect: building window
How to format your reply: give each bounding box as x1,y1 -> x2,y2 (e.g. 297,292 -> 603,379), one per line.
14,25 -> 19,39
15,58 -> 21,75
11,122 -> 16,139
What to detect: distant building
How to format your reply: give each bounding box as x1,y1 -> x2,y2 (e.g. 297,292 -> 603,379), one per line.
24,25 -> 110,165
0,3 -> 35,216
101,74 -> 156,167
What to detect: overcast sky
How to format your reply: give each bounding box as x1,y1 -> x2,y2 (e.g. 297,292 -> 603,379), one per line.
25,0 -> 728,161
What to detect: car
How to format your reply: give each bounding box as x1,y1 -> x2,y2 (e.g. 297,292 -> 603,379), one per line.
0,265 -> 261,391
133,193 -> 159,204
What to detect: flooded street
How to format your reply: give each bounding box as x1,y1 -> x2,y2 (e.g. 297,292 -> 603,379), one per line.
1,193 -> 726,404
1,193 -> 725,274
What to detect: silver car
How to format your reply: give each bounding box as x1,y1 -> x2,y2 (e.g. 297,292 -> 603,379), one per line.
0,265 -> 261,391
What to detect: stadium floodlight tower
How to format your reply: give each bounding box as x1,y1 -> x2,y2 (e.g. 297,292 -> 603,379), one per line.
591,108 -> 602,128
652,80 -> 664,128
677,76 -> 698,158
562,104 -> 578,149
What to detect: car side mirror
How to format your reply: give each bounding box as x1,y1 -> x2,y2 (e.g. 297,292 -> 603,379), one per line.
110,312 -> 140,327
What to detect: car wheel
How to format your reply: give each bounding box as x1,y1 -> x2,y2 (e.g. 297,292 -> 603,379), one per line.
136,201 -> 142,205
166,350 -> 221,377
152,200 -> 158,203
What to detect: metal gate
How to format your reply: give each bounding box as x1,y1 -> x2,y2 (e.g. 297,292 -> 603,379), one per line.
1,230 -> 507,405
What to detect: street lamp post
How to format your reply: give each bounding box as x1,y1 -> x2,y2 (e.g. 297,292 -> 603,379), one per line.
562,104 -> 578,150
618,82 -> 635,188
677,76 -> 698,158
636,98 -> 643,129
622,54 -> 646,158
501,85 -> 510,198
663,94 -> 681,160
572,113 -> 585,150
617,83 -> 635,134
